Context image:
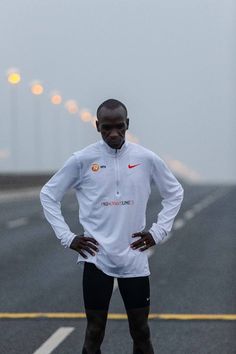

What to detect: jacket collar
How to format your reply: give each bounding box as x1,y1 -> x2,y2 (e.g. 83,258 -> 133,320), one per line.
99,139 -> 129,156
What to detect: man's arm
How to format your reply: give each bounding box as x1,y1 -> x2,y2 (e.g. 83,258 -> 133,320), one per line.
148,153 -> 184,245
131,153 -> 184,251
40,154 -> 80,248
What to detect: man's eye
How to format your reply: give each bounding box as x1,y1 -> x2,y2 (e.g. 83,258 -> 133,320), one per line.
116,123 -> 126,129
102,125 -> 112,131
101,123 -> 126,131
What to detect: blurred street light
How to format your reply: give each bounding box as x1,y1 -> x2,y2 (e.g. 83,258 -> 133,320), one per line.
7,70 -> 21,85
7,68 -> 21,171
31,81 -> 44,95
64,100 -> 78,114
30,81 -> 44,170
80,109 -> 92,122
50,92 -> 63,166
51,92 -> 62,105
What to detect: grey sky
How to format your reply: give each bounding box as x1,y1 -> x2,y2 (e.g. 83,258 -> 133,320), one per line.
0,0 -> 235,183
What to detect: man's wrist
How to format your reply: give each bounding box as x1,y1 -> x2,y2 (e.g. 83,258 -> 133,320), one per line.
68,234 -> 78,249
148,229 -> 161,245
149,228 -> 169,245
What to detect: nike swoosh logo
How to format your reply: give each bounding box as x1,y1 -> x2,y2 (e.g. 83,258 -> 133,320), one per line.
128,164 -> 141,169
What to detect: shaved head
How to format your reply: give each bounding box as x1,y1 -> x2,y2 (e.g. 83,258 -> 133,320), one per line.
96,99 -> 128,121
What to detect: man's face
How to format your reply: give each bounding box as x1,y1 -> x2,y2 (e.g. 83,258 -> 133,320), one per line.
96,106 -> 129,149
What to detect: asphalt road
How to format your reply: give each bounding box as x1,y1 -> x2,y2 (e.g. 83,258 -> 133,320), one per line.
0,182 -> 235,354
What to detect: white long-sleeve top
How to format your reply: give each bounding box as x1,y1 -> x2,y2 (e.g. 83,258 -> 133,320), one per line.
40,140 -> 184,277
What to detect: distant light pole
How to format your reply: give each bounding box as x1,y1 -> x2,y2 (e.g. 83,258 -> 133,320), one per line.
30,81 -> 44,171
64,100 -> 79,153
50,92 -> 63,167
7,68 -> 21,172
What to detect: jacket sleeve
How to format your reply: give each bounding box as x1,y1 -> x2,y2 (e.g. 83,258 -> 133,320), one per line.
148,153 -> 184,245
39,154 -> 81,248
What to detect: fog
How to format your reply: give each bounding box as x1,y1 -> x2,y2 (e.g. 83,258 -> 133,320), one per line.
0,0 -> 235,183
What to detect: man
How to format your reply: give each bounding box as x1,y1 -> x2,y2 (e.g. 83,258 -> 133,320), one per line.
40,99 -> 184,354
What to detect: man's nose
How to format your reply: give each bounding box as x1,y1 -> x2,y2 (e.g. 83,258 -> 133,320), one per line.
110,129 -> 119,137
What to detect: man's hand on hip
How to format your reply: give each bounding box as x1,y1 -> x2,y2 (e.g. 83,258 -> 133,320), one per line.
130,231 -> 156,251
69,235 -> 99,259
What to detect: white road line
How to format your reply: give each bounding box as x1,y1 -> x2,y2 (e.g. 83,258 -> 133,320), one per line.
0,187 -> 41,203
173,219 -> 185,230
33,327 -> 74,354
184,210 -> 195,220
191,190 -> 228,214
113,279 -> 118,292
180,189 -> 230,229
7,217 -> 29,229
192,204 -> 203,212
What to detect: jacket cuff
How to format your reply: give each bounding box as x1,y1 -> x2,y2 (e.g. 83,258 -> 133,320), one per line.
62,233 -> 77,249
149,228 -> 168,245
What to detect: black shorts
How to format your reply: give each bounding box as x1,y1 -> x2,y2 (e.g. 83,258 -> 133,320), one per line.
82,262 -> 150,311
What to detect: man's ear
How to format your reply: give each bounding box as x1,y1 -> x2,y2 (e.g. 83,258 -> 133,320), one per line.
96,120 -> 100,132
126,118 -> 129,130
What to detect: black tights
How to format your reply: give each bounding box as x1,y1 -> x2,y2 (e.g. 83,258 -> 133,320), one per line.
82,262 -> 154,354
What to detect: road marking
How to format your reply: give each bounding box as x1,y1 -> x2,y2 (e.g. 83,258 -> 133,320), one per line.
0,313 -> 236,320
113,279 -> 118,292
174,188 -> 231,231
0,187 -> 41,203
149,314 -> 236,320
192,204 -> 203,212
183,210 -> 195,220
173,219 -> 185,230
33,327 -> 74,354
6,217 -> 28,229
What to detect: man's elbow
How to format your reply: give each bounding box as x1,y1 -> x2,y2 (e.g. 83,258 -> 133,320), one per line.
173,184 -> 184,203
40,185 -> 59,205
39,186 -> 49,205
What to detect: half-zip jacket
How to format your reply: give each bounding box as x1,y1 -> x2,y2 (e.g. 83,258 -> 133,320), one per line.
114,149 -> 120,197
40,140 -> 184,277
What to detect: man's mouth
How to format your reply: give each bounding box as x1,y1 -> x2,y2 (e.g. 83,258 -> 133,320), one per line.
107,138 -> 123,149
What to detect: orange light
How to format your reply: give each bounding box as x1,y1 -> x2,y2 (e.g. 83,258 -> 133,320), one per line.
51,93 -> 62,105
80,110 -> 92,122
65,100 -> 78,114
31,82 -> 44,95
